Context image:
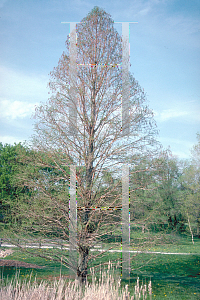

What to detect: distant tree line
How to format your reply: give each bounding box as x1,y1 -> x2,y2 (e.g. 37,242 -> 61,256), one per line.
1,133 -> 199,238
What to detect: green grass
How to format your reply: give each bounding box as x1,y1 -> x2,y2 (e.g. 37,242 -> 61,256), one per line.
130,253 -> 200,299
2,248 -> 200,299
1,233 -> 200,299
89,240 -> 200,300
131,233 -> 200,254
0,248 -> 71,282
130,234 -> 200,299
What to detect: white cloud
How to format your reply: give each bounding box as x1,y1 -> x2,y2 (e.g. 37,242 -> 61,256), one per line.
0,65 -> 48,100
0,135 -> 25,145
138,7 -> 150,16
0,99 -> 38,120
153,100 -> 200,124
154,109 -> 189,122
172,150 -> 190,160
0,65 -> 48,119
114,0 -> 200,50
158,137 -> 194,159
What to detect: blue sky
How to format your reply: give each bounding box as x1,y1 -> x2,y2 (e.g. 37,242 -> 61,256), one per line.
0,0 -> 199,159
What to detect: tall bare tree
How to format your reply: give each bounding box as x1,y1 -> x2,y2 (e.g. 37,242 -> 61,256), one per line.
7,7 -> 159,283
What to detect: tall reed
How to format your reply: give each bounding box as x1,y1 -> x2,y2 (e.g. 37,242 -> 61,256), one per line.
0,263 -> 152,300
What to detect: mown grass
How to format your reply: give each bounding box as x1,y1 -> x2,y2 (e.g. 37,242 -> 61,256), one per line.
1,233 -> 200,299
131,233 -> 200,254
130,253 -> 200,299
0,248 -> 71,282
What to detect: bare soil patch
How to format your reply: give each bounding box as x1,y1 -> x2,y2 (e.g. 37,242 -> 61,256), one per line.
0,259 -> 44,269
0,249 -> 44,268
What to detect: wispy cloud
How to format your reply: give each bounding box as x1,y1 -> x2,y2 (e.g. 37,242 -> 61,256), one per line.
0,135 -> 25,146
0,65 -> 48,101
154,109 -> 189,122
0,99 -> 38,120
158,136 -> 194,159
0,65 -> 48,119
154,100 -> 200,124
112,0 -> 200,50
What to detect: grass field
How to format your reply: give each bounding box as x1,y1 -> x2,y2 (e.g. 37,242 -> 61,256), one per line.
1,233 -> 200,299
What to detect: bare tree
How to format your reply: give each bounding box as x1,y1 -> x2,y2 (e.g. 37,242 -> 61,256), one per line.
7,7 -> 159,284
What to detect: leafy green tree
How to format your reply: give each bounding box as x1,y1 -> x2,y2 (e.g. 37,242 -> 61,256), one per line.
130,150 -> 186,234
156,150 -> 185,232
0,143 -> 30,226
180,133 -> 200,237
129,154 -> 164,233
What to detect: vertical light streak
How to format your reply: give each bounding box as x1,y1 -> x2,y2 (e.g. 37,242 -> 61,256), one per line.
122,22 -> 130,137
122,164 -> 130,278
69,22 -> 77,136
69,165 -> 77,275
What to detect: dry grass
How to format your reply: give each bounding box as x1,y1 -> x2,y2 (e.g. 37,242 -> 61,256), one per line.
0,249 -> 14,258
0,263 -> 152,300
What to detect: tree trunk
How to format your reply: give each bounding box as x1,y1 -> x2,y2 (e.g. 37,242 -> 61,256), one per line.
197,221 -> 200,238
197,211 -> 200,238
77,59 -> 96,284
187,213 -> 194,244
142,225 -> 145,233
77,245 -> 89,284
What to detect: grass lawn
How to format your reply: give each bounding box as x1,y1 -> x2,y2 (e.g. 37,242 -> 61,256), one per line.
131,233 -> 200,254
1,233 -> 200,299
129,252 -> 200,299
0,248 -> 71,282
